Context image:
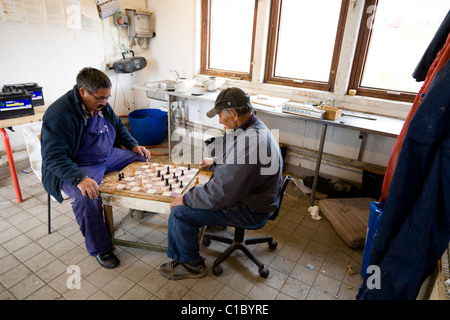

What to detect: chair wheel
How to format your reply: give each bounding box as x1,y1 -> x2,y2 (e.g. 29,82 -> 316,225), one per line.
202,237 -> 211,246
259,267 -> 270,278
268,240 -> 277,250
213,264 -> 223,276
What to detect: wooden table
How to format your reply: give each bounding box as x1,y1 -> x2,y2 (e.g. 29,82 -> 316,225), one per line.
100,157 -> 212,252
0,105 -> 49,203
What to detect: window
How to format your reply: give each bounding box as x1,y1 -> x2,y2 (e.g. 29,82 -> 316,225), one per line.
264,0 -> 349,92
349,0 -> 449,102
200,0 -> 258,81
200,0 -> 448,104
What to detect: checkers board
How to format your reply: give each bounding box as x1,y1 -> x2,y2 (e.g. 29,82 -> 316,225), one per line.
114,162 -> 198,198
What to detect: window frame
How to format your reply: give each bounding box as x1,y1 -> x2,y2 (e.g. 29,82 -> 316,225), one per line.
263,0 -> 350,92
348,0 -> 416,103
200,0 -> 259,81
199,0 -> 428,106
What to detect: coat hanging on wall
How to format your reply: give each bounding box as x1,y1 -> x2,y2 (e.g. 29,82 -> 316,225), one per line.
380,25 -> 450,203
412,10 -> 450,82
357,31 -> 450,300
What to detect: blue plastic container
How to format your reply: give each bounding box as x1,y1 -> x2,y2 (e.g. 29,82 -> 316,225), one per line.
361,201 -> 384,278
128,109 -> 167,146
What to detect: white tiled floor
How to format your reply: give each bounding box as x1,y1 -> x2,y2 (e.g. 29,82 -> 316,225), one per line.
0,169 -> 364,300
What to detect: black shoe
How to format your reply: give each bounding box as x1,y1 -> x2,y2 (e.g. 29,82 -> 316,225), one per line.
96,251 -> 120,269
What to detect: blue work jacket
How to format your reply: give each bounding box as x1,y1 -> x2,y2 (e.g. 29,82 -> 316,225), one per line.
40,85 -> 138,202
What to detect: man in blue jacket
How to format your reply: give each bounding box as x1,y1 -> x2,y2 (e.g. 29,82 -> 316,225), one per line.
159,87 -> 283,280
41,67 -> 150,269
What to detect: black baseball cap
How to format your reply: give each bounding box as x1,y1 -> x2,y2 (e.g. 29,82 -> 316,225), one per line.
206,87 -> 252,118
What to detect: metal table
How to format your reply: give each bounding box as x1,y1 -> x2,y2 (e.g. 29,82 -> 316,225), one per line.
132,84 -> 405,206
250,104 -> 404,205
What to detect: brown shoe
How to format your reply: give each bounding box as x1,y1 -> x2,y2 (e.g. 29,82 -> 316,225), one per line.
159,259 -> 206,280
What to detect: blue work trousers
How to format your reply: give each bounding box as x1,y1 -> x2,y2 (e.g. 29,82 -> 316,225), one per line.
168,203 -> 269,263
62,147 -> 146,256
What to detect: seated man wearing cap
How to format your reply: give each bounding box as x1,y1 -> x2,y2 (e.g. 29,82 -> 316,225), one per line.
159,87 -> 283,280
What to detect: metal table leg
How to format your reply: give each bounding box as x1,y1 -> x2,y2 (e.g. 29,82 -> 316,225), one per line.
309,124 -> 328,206
167,98 -> 173,159
48,193 -> 51,234
0,128 -> 23,203
102,201 -> 168,253
358,131 -> 368,161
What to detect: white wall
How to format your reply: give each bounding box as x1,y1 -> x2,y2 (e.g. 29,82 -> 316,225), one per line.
0,0 -> 147,163
133,0 -> 198,109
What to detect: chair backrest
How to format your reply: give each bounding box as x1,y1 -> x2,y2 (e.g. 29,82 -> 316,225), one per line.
269,175 -> 291,221
23,123 -> 43,181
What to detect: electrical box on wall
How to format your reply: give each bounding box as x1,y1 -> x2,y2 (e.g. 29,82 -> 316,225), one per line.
126,9 -> 155,38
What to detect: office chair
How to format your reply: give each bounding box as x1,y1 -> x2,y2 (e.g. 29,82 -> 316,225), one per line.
202,175 -> 291,278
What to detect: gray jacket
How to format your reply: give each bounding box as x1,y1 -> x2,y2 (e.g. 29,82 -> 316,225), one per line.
183,115 -> 283,214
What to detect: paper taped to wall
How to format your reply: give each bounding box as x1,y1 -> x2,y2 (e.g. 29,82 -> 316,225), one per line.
96,0 -> 119,19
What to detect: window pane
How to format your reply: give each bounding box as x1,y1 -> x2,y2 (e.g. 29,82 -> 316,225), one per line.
275,0 -> 342,82
361,0 -> 448,93
209,0 -> 255,73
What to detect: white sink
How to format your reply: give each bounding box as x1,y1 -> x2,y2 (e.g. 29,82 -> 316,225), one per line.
133,80 -> 183,101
